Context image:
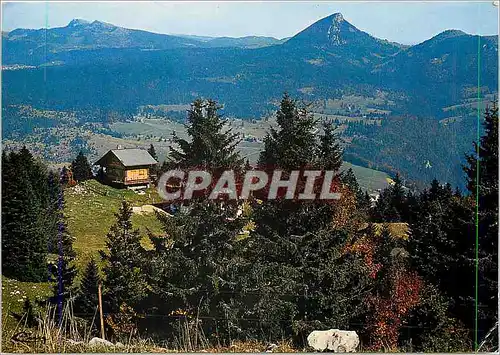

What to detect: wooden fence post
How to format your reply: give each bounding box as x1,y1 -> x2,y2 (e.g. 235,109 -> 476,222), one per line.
98,282 -> 105,340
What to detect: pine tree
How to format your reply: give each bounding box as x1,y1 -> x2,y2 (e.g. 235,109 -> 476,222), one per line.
391,173 -> 406,218
147,144 -> 158,161
2,149 -> 48,282
373,224 -> 400,283
169,99 -> 243,170
318,119 -> 343,171
408,107 -> 499,345
361,191 -> 373,210
408,179 -> 475,344
146,100 -> 248,341
238,94 -> 369,342
341,168 -> 358,191
100,200 -> 148,312
147,200 -> 246,340
71,151 -> 93,182
373,173 -> 408,222
405,182 -> 474,351
75,257 -> 101,318
253,93 -> 334,239
147,144 -> 160,179
237,209 -> 371,341
339,168 -> 372,217
463,104 -> 498,342
258,93 -> 317,170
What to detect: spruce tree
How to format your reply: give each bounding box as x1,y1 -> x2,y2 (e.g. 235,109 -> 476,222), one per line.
341,168 -> 358,191
405,182 -> 474,351
239,94 -> 370,342
146,99 -> 248,340
340,168 -> 371,209
373,224 -> 400,283
2,149 -> 48,282
258,93 -> 317,170
318,119 -> 343,171
147,144 -> 158,161
391,173 -> 408,219
408,179 -> 475,344
147,143 -> 160,179
169,99 -> 243,170
100,200 -> 148,312
463,104 -> 498,341
246,224 -> 370,341
19,146 -> 50,206
75,257 -> 101,318
254,93 -> 332,237
408,106 -> 499,345
372,173 -> 408,222
147,200 -> 246,340
71,151 -> 93,182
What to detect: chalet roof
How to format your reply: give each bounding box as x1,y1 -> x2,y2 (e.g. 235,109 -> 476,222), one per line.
95,148 -> 158,167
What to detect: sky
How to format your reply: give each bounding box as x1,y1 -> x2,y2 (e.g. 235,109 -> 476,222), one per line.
2,1 -> 499,45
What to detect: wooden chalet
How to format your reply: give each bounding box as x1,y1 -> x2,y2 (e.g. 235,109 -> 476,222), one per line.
94,148 -> 158,188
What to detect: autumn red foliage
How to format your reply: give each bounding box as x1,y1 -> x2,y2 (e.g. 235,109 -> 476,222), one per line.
365,269 -> 422,350
345,227 -> 423,350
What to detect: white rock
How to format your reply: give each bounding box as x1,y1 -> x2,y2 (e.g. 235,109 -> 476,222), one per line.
88,337 -> 114,347
266,343 -> 278,352
115,341 -> 125,348
132,206 -> 143,214
66,339 -> 84,346
307,329 -> 359,352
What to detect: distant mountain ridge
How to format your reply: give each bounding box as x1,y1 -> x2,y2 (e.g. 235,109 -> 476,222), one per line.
3,18 -> 204,61
3,12 -> 496,116
2,12 -> 498,189
3,18 -> 286,59
4,13 -> 411,58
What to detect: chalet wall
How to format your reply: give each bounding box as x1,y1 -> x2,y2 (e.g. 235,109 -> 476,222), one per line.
125,168 -> 148,183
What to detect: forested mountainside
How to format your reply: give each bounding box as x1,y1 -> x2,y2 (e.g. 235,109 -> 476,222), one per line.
2,13 -> 498,188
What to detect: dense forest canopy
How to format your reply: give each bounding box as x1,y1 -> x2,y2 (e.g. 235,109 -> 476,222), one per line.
2,97 -> 497,352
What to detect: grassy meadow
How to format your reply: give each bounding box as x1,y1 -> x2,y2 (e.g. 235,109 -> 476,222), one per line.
64,180 -> 164,271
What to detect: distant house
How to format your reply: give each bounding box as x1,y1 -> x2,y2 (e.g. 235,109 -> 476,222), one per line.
94,148 -> 158,188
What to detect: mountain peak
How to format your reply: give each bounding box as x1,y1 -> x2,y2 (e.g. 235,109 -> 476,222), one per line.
434,29 -> 467,39
285,12 -> 363,47
284,12 -> 403,59
330,12 -> 345,23
67,19 -> 90,27
418,29 -> 468,46
90,20 -> 115,28
66,19 -> 116,30
325,13 -> 352,45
